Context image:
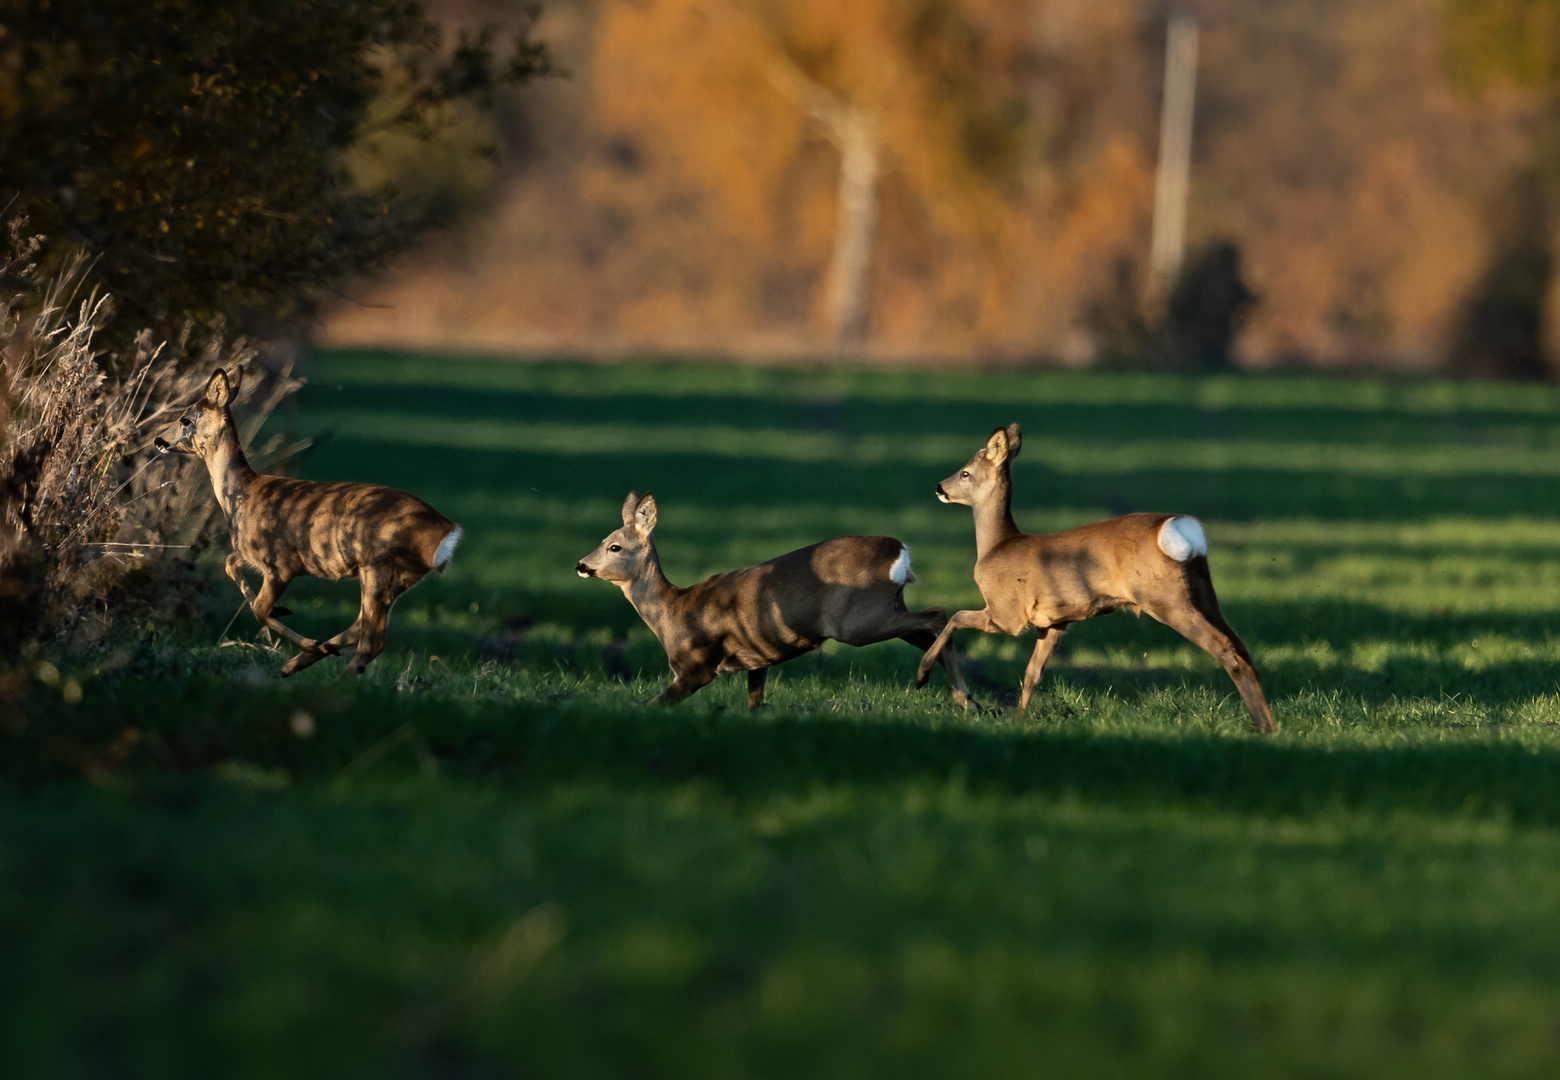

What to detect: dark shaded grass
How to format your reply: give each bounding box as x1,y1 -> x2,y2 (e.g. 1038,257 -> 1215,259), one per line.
14,354 -> 1560,1077
299,435 -> 1560,523
315,380 -> 1560,446
10,672 -> 1560,827
228,573 -> 1560,709
7,743 -> 1560,1080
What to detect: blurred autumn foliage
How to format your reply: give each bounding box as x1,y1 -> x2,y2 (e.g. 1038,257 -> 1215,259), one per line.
325,0 -> 1560,372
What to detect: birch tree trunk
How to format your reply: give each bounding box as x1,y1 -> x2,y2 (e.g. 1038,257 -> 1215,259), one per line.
766,57 -> 881,348
823,108 -> 879,346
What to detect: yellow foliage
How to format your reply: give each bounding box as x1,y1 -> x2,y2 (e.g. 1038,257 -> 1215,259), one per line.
326,0 -> 1558,368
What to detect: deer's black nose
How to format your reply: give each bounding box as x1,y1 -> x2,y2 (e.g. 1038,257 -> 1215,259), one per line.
575,561 -> 594,578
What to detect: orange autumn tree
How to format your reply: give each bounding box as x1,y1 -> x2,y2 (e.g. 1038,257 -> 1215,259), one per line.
594,0 -> 1042,347
325,0 -> 1158,359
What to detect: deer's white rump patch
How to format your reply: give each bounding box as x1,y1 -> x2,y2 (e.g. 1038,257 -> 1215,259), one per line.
890,544 -> 917,586
434,525 -> 463,571
1157,516 -> 1207,561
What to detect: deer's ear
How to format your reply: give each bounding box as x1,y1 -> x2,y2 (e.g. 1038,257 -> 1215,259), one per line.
985,426 -> 1010,466
1005,422 -> 1022,460
204,370 -> 231,408
635,493 -> 658,535
227,366 -> 243,400
621,491 -> 640,527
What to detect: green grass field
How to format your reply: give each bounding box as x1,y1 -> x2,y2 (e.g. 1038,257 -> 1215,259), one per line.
12,354 -> 1560,1077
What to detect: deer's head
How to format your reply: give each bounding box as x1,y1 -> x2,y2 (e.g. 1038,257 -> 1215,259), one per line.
576,491 -> 658,584
936,423 -> 1022,506
155,368 -> 241,458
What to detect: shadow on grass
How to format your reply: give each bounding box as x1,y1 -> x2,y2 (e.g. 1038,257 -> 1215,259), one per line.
304,380 -> 1557,452
299,438 -> 1560,524
291,576 -> 1560,690
199,579 -> 1560,714
14,675 -> 1560,828
445,707 -> 1560,826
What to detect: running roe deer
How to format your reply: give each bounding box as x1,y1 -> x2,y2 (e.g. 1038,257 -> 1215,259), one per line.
156,368 -> 461,676
576,491 -> 972,708
915,424 -> 1276,732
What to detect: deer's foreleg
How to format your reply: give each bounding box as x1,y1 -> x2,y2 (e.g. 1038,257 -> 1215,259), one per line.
225,553 -> 257,606
655,666 -> 715,705
251,572 -> 339,665
321,621 -> 362,657
284,597 -> 362,674
747,668 -> 770,710
1018,627 -> 1066,714
321,594 -> 369,665
915,608 -> 997,688
225,555 -> 297,617
281,645 -> 334,677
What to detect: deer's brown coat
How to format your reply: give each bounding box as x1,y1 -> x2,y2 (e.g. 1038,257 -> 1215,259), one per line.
577,492 -> 970,708
159,368 -> 460,675
917,424 -> 1276,731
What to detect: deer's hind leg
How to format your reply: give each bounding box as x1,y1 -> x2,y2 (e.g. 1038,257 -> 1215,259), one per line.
897,611 -> 973,710
345,566 -> 418,674
1145,564 -> 1276,734
747,668 -> 770,709
915,608 -> 998,689
832,598 -> 974,709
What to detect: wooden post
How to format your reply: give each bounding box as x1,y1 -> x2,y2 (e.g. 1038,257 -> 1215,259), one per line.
1150,10 -> 1199,293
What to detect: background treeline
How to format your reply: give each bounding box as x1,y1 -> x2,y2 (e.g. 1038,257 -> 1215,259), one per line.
0,0 -> 549,352
324,0 -> 1560,374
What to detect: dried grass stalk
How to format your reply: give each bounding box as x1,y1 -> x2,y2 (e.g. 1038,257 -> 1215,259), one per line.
1,222 -> 305,650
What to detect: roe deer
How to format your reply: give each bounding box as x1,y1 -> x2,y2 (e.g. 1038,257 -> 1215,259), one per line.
576,491 -> 971,708
915,424 -> 1276,732
156,368 -> 461,676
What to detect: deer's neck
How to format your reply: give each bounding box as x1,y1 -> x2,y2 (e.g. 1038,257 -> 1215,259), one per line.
623,548 -> 681,642
204,421 -> 257,520
973,473 -> 1021,560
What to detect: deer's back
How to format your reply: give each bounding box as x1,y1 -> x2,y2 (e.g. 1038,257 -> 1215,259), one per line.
673,535 -> 908,670
234,476 -> 454,581
977,512 -> 1178,630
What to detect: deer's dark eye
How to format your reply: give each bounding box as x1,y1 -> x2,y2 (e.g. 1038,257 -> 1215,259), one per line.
182,417 -> 194,429
960,470 -> 970,478
608,544 -> 621,553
